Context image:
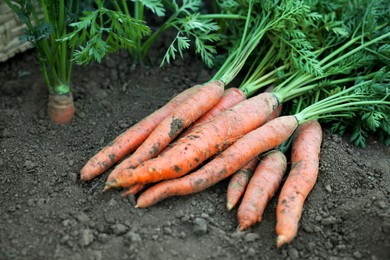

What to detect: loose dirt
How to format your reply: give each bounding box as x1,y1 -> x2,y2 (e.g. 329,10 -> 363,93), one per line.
1,47 -> 389,260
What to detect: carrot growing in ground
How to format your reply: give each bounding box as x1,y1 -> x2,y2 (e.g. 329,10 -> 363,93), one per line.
80,84 -> 202,181
238,150 -> 287,231
275,120 -> 322,248
134,78 -> 389,208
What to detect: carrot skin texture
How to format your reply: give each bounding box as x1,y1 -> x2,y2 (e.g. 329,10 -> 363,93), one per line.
159,87 -> 247,156
106,80 -> 224,182
226,99 -> 282,211
276,120 -> 322,248
47,93 -> 75,125
226,157 -> 259,211
121,184 -> 146,196
135,115 -> 298,208
108,93 -> 279,189
80,84 -> 202,181
181,88 -> 247,136
237,150 -> 287,231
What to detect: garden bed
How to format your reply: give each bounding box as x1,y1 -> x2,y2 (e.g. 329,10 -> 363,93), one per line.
0,48 -> 389,260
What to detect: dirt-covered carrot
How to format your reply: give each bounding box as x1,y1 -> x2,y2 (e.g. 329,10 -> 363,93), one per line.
226,86 -> 282,210
121,184 -> 146,197
135,75 -> 389,208
135,115 -> 298,208
181,88 -> 247,136
275,120 -> 322,248
237,150 -> 287,231
105,80 -> 224,182
105,92 -> 279,190
119,87 -> 247,196
48,93 -> 75,125
80,84 -> 202,181
226,158 -> 259,211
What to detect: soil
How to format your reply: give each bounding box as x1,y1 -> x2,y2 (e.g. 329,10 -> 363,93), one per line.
1,44 -> 389,260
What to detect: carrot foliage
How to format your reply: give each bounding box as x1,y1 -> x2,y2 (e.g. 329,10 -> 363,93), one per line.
4,0 -> 81,95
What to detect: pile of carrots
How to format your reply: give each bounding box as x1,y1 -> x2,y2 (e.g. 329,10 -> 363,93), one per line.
79,0 -> 389,249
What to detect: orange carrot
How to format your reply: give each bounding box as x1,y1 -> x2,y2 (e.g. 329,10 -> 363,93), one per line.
181,88 -> 247,136
276,120 -> 322,248
105,80 -> 224,182
157,87 -> 247,157
47,93 -> 75,125
119,87 -> 246,196
226,158 -> 259,211
80,84 -> 202,181
121,184 -> 146,197
226,90 -> 282,211
105,92 -> 279,190
135,115 -> 298,208
237,150 -> 287,231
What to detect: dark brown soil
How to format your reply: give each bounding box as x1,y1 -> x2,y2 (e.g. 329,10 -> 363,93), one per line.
0,46 -> 389,260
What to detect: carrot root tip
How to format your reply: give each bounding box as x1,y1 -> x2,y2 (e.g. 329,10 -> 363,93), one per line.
276,235 -> 288,248
226,202 -> 234,211
103,183 -> 114,191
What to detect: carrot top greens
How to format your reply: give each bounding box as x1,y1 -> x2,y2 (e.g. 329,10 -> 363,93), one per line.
211,0 -> 322,86
4,0 -> 82,95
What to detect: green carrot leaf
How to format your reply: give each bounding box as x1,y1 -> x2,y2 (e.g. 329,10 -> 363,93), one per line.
135,0 -> 166,17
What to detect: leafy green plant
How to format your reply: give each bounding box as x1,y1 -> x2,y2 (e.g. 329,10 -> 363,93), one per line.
4,0 -> 82,124
4,0 -> 151,124
69,0 -> 245,67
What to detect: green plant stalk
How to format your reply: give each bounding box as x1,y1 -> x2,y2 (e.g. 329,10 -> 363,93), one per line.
287,73 -> 377,98
199,14 -> 246,20
294,83 -> 390,124
213,0 -> 311,86
274,31 -> 390,103
59,0 -> 68,87
212,1 -> 257,83
239,65 -> 292,97
133,1 -> 144,62
37,0 -> 73,94
140,13 -> 245,60
240,45 -> 276,87
322,31 -> 390,71
37,0 -> 57,93
67,0 -> 79,84
121,0 -> 130,16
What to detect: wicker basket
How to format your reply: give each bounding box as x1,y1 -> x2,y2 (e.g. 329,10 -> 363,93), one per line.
0,1 -> 32,63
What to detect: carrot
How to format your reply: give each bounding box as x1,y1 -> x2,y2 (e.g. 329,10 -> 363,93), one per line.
121,184 -> 146,197
105,80 -> 224,183
181,87 -> 247,136
105,92 -> 279,190
226,88 -> 282,211
226,157 -> 259,211
119,87 -> 247,196
237,150 -> 287,231
139,87 -> 247,159
80,84 -> 202,181
47,93 -> 75,125
135,115 -> 298,208
275,120 -> 322,248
